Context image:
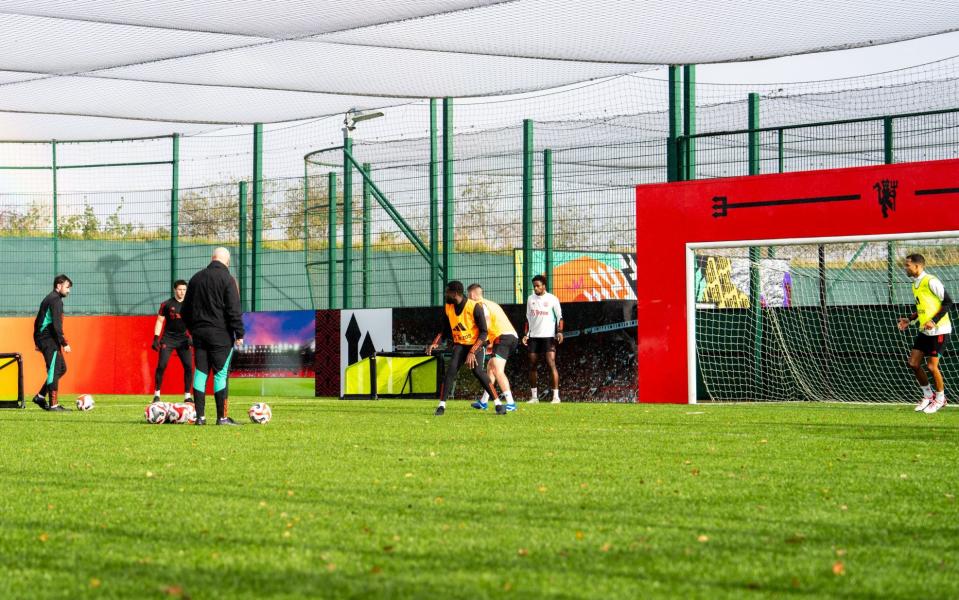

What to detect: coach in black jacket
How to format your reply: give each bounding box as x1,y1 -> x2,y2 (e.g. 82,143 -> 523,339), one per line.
181,247 -> 245,426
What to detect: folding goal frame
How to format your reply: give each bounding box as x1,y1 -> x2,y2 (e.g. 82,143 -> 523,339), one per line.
635,158 -> 959,404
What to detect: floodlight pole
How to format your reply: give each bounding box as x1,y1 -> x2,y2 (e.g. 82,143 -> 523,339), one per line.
343,131 -> 353,309
239,181 -> 248,312
747,93 -> 762,399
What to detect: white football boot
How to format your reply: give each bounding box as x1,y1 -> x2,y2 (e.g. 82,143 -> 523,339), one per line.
923,396 -> 947,414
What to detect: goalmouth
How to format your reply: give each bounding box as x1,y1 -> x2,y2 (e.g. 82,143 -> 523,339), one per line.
635,158 -> 959,404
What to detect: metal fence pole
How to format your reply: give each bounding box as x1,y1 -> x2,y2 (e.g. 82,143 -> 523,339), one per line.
302,167 -> 312,310
667,66 -> 682,182
252,123 -> 263,312
442,97 -> 454,286
885,116 -> 896,303
170,133 -> 179,285
51,140 -> 58,277
748,93 -> 760,176
430,99 -> 441,306
522,119 -> 534,300
683,65 -> 696,181
362,163 -> 372,308
328,171 -> 337,309
544,149 -> 553,290
238,181 -> 248,312
343,136 -> 353,309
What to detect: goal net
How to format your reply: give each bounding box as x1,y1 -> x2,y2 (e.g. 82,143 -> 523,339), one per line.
693,235 -> 959,402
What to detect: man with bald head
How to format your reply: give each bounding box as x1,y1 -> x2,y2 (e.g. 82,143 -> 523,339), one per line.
181,247 -> 245,425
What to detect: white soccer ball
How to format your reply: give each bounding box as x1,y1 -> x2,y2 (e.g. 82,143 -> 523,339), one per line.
248,402 -> 272,424
144,403 -> 167,424
170,402 -> 197,424
75,394 -> 95,411
162,402 -> 180,423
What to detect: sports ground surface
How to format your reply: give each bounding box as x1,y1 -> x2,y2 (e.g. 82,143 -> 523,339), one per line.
1,400 -> 957,599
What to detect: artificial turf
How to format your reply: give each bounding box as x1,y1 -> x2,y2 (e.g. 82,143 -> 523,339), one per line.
0,400 -> 957,599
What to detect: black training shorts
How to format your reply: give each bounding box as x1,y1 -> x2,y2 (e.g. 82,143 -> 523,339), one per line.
527,336 -> 557,354
491,334 -> 519,360
913,332 -> 950,357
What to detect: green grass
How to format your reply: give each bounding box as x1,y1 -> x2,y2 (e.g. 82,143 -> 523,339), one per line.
228,378 -> 314,397
1,400 -> 958,599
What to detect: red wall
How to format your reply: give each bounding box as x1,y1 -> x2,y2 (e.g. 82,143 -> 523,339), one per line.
636,158 -> 959,403
0,315 -> 188,396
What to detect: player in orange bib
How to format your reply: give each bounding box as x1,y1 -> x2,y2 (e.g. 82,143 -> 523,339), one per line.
426,281 -> 501,416
467,283 -> 518,412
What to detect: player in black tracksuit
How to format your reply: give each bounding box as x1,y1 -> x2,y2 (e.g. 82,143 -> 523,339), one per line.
151,280 -> 193,403
32,274 -> 73,411
181,248 -> 245,426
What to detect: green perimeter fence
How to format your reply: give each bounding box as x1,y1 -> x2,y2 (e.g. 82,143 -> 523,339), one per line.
0,102 -> 957,316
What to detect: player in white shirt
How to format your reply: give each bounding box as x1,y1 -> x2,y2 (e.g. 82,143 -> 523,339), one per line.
522,274 -> 563,403
897,253 -> 953,414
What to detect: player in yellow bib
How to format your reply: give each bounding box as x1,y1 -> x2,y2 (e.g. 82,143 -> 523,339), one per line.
897,253 -> 953,413
426,281 -> 500,416
467,283 -> 519,412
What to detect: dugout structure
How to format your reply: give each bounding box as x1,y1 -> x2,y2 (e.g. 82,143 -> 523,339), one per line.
0,353 -> 24,409
343,352 -> 441,399
636,158 -> 959,403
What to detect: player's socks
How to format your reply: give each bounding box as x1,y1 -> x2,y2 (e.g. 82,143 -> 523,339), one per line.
493,397 -> 502,406
184,393 -> 192,401
49,391 -> 59,408
550,389 -> 561,404
529,387 -> 538,403
502,390 -> 513,403
480,392 -> 490,403
921,384 -> 933,397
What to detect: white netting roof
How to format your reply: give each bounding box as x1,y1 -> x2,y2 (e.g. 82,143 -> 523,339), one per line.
0,0 -> 956,133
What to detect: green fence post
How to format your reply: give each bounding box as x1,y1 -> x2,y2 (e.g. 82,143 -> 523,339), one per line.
544,149 -> 553,291
51,140 -> 58,277
683,65 -> 696,181
522,119 -> 534,300
362,163 -> 372,308
883,115 -> 895,165
442,97 -> 454,286
343,136 -> 353,309
170,133 -> 179,285
328,171 -> 337,309
430,98 -> 441,306
239,181 -> 248,312
252,123 -> 263,312
747,94 -> 762,397
302,166 -> 313,310
777,128 -> 784,174
885,118 -> 895,303
667,66 -> 682,182
748,93 -> 760,176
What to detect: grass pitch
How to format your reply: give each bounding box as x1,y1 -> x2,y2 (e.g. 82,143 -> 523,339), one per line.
1,400 -> 957,599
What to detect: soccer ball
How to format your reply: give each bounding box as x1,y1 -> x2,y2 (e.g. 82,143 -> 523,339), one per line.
144,403 -> 167,424
76,394 -> 95,411
169,402 -> 197,424
248,402 -> 272,424
162,402 -> 180,423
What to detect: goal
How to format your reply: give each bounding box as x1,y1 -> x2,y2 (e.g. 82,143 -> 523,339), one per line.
692,236 -> 958,402
635,157 -> 959,403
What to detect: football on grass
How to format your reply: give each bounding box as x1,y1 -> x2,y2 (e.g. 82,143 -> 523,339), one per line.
248,402 -> 272,424
144,403 -> 167,424
76,394 -> 94,411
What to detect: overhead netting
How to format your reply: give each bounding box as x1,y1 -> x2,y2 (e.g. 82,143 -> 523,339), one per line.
0,55 -> 959,313
0,1 -> 956,126
694,238 -> 959,402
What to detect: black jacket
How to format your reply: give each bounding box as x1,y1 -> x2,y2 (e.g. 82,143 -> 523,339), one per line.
181,261 -> 244,341
34,290 -> 67,346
